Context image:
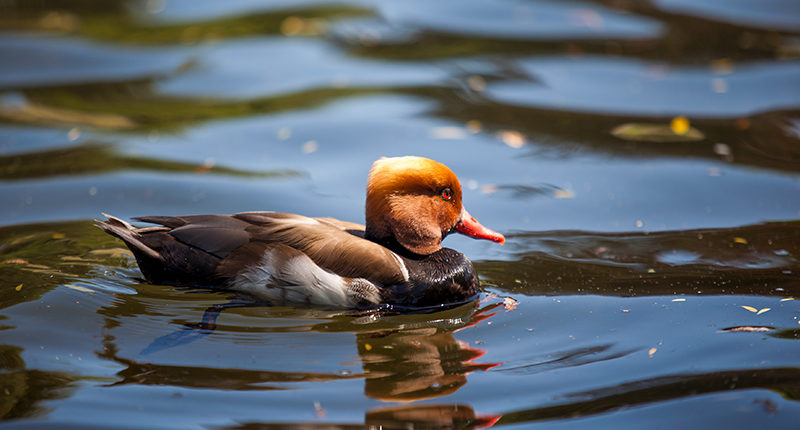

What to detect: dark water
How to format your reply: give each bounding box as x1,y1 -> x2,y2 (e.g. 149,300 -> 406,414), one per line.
1,1 -> 800,428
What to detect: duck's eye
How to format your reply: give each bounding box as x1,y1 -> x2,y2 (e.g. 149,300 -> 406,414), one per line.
440,187 -> 453,201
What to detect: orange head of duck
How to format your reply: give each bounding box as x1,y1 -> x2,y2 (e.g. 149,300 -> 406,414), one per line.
365,156 -> 505,255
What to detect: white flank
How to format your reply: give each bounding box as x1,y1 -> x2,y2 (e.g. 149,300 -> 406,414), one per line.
229,248 -> 353,307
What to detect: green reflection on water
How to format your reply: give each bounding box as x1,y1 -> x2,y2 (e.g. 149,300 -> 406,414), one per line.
0,1 -> 371,44
0,143 -> 299,180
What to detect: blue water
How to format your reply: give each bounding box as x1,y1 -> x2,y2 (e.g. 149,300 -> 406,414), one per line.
1,1 -> 799,428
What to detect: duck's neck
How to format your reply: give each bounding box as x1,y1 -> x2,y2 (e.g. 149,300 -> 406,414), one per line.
365,230 -> 428,261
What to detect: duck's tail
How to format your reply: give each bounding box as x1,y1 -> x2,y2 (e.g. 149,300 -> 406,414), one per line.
95,213 -> 163,261
96,214 -> 224,287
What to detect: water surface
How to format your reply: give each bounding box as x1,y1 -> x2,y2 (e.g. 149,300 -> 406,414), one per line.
1,1 -> 799,428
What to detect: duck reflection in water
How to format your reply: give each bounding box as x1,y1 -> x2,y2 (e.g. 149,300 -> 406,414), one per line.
100,299 -> 505,428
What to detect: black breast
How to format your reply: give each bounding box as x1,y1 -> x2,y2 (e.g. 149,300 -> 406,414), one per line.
381,248 -> 480,309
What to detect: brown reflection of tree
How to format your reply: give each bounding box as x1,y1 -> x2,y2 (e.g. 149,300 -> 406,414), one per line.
498,367 -> 800,426
479,221 -> 800,297
0,345 -> 76,420
222,405 -> 501,430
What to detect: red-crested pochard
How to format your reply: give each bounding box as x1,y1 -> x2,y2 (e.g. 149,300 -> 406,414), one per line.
98,156 -> 505,310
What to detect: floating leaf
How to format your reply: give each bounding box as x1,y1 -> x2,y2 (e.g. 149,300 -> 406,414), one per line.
670,116 -> 690,135
611,122 -> 704,142
672,298 -> 686,302
756,308 -> 771,315
51,233 -> 65,239
648,347 -> 657,358
15,283 -> 23,291
721,326 -> 774,333
780,297 -> 795,302
733,237 -> 748,244
741,305 -> 758,313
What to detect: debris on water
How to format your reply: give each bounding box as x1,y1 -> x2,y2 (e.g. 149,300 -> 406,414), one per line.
302,140 -> 318,154
64,284 -> 94,294
503,297 -> 519,311
15,283 -> 23,291
553,188 -> 575,199
648,347 -> 657,358
733,237 -> 748,245
466,120 -> 482,133
498,130 -> 526,148
313,401 -> 327,418
3,259 -> 29,265
481,184 -> 499,194
713,142 -> 732,157
780,297 -> 795,302
431,126 -> 467,140
611,122 -> 704,142
720,326 -> 775,333
670,116 -> 690,135
467,75 -> 487,92
672,298 -> 686,302
740,306 -> 770,315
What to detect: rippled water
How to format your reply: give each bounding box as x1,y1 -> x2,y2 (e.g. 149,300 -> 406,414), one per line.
1,1 -> 799,428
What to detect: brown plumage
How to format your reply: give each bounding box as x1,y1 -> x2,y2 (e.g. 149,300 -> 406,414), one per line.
98,156 -> 505,310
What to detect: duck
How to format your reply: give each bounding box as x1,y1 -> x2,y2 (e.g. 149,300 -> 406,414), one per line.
97,156 -> 505,310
